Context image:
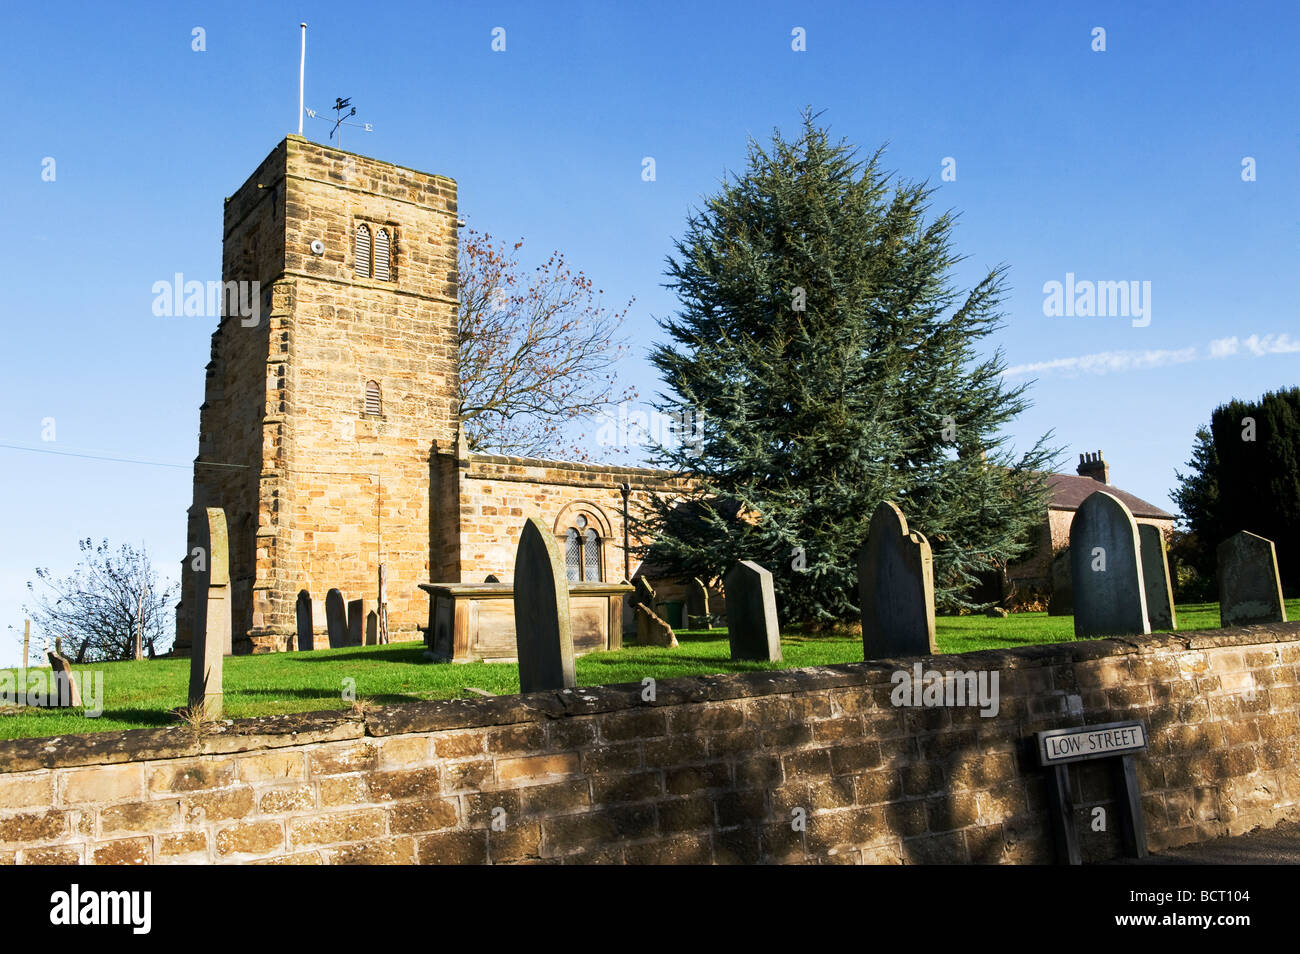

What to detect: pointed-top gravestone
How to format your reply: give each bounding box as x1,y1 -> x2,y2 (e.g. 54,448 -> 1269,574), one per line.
1218,530 -> 1287,626
859,501 -> 936,658
484,574 -> 500,583
1070,491 -> 1150,638
325,589 -> 347,648
513,517 -> 577,692
724,561 -> 782,661
188,506 -> 229,719
296,589 -> 314,651
1138,524 -> 1177,630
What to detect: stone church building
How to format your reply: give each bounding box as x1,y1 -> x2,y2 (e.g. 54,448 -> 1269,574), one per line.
174,137 -> 681,655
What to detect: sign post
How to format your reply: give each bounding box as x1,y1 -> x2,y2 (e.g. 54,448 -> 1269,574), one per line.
1035,720 -> 1149,865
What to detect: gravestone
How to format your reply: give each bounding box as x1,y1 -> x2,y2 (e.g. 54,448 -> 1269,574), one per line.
347,599 -> 366,647
1048,548 -> 1073,616
46,651 -> 82,708
325,589 -> 347,648
635,604 -> 678,648
1138,524 -> 1177,630
188,506 -> 229,718
296,590 -> 313,651
687,577 -> 712,629
1069,491 -> 1150,638
634,576 -> 656,611
1218,530 -> 1287,626
484,574 -> 500,583
858,501 -> 937,658
724,561 -> 782,661
513,517 -> 577,692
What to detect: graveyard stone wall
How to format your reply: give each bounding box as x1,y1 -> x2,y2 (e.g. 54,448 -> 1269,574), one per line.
2,623 -> 1297,865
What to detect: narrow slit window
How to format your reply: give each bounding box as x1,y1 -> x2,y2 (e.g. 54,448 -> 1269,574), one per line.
373,228 -> 391,281
564,529 -> 581,582
355,225 -> 371,278
583,528 -> 600,581
364,380 -> 382,416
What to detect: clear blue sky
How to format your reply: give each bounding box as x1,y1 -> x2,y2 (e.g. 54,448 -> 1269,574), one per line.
1,1 -> 1296,663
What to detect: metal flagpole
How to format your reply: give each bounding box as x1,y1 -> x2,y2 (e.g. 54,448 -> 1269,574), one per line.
298,23 -> 307,135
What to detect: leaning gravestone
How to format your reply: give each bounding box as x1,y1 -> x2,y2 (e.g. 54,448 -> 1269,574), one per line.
687,577 -> 712,629
1138,524 -> 1177,630
325,589 -> 347,648
1069,491 -> 1150,638
347,599 -> 367,647
1048,547 -> 1073,616
724,561 -> 782,661
296,590 -> 314,651
634,576 -> 656,611
1218,530 -> 1287,626
858,501 -> 937,657
188,506 -> 229,718
46,651 -> 82,708
635,604 -> 678,648
513,517 -> 577,692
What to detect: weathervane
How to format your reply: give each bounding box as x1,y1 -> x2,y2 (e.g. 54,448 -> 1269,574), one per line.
297,23 -> 373,149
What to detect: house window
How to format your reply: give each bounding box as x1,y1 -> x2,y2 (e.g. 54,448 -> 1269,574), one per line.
355,225 -> 371,278
562,518 -> 602,582
364,380 -> 382,416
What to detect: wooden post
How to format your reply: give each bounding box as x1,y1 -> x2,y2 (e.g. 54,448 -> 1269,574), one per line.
22,619 -> 30,674
377,563 -> 390,645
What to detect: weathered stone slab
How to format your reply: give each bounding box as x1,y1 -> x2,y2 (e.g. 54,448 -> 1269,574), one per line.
858,501 -> 936,658
188,507 -> 229,718
635,604 -> 678,648
513,517 -> 577,692
1069,491 -> 1150,638
325,589 -> 347,649
347,599 -> 367,647
1138,524 -> 1177,630
724,561 -> 782,662
1218,530 -> 1286,626
296,590 -> 313,651
634,576 -> 656,611
46,652 -> 82,708
688,577 -> 712,629
1048,547 -> 1073,616
365,611 -> 378,645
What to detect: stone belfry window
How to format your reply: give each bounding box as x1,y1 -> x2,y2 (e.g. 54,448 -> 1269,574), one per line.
374,228 -> 391,281
355,225 -> 371,278
562,514 -> 602,582
364,380 -> 382,416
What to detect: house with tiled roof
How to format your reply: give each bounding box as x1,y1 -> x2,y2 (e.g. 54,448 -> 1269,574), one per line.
1005,451 -> 1175,611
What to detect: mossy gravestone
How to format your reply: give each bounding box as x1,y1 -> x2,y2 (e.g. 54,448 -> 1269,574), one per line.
513,517 -> 577,692
1070,491 -> 1150,638
858,501 -> 936,658
1218,530 -> 1286,626
325,589 -> 347,648
725,561 -> 782,662
296,590 -> 313,651
188,507 -> 229,719
1138,524 -> 1177,630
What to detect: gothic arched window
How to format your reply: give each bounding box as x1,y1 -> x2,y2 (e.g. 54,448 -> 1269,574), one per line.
354,225 -> 371,278
561,514 -> 602,582
373,228 -> 391,281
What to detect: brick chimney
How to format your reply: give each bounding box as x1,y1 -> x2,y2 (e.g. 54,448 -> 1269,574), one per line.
1077,450 -> 1109,484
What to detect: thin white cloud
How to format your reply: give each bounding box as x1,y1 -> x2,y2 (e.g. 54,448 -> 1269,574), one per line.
1005,332 -> 1298,379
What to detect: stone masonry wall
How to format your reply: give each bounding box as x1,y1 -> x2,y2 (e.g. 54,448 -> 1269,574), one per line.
2,624 -> 1297,864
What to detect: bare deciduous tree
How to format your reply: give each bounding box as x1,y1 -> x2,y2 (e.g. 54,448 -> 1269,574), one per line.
457,229 -> 637,458
23,539 -> 176,662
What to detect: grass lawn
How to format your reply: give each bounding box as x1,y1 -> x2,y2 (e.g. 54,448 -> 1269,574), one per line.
2,600 -> 1295,742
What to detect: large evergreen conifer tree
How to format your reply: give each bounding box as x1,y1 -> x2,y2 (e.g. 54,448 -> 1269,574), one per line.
642,112 -> 1057,624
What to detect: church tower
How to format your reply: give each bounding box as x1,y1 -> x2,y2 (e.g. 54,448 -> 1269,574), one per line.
176,136 -> 460,653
